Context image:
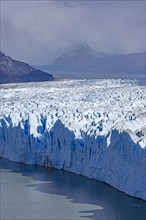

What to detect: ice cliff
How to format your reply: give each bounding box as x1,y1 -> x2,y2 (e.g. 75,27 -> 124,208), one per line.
0,79 -> 145,200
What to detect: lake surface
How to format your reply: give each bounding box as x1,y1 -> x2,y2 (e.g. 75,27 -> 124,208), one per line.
0,158 -> 145,220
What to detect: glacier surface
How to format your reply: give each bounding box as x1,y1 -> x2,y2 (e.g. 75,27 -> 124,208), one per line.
0,79 -> 146,200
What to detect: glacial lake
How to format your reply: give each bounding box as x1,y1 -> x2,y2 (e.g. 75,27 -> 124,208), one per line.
0,158 -> 145,220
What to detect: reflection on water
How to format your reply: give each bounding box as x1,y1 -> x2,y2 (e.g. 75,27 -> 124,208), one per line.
0,158 -> 145,220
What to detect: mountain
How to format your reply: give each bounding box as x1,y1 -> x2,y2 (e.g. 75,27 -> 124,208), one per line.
0,51 -> 54,84
39,48 -> 145,80
54,42 -> 108,65
82,52 -> 146,76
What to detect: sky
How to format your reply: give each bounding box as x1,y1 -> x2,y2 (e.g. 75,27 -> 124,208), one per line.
0,0 -> 145,65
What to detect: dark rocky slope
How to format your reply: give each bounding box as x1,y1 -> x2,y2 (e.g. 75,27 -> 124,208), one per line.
0,51 -> 54,84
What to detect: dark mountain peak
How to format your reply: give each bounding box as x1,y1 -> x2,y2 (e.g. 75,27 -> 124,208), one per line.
0,51 -> 5,58
0,52 -> 54,84
54,42 -> 100,65
72,42 -> 91,51
66,42 -> 97,56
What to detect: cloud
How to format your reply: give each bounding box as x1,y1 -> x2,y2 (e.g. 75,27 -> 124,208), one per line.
1,0 -> 145,64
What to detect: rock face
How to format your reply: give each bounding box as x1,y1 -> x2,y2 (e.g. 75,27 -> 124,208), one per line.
0,51 -> 54,84
54,43 -> 107,66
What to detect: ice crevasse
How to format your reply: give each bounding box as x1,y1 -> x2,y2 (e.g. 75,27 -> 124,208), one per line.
0,80 -> 146,200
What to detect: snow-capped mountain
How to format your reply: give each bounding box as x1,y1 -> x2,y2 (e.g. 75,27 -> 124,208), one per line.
0,51 -> 54,84
0,79 -> 145,200
54,42 -> 108,65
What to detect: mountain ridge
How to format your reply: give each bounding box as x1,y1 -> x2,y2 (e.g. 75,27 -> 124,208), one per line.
0,51 -> 54,84
37,46 -> 145,80
54,43 -> 109,65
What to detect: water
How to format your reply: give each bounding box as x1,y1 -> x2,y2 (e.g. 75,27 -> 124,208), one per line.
0,158 -> 145,220
35,65 -> 146,85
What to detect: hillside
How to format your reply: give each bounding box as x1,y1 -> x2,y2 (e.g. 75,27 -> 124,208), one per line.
38,44 -> 145,80
0,51 -> 54,84
54,43 -> 108,66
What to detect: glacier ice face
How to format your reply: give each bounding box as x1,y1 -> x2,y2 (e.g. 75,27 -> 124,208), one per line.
0,79 -> 146,200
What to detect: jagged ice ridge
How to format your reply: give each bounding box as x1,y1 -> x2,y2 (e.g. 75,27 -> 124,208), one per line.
0,79 -> 146,200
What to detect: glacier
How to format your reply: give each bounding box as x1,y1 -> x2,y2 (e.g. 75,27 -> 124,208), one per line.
0,79 -> 146,200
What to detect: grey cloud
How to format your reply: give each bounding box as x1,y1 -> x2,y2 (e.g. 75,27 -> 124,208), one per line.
1,1 -> 145,64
